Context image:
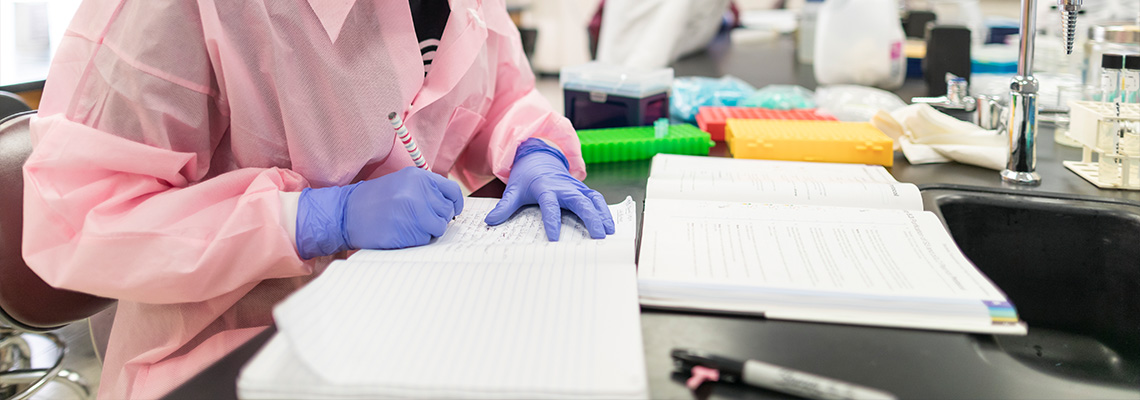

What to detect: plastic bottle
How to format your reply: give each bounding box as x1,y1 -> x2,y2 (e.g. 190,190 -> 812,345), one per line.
813,0 -> 906,89
928,0 -> 986,47
796,0 -> 824,64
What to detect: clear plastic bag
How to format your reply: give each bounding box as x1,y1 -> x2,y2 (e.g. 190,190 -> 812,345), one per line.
740,85 -> 816,109
814,84 -> 908,122
670,76 -> 756,123
813,0 -> 906,89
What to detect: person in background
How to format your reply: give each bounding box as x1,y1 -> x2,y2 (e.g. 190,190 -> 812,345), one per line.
593,0 -> 733,69
22,0 -> 613,398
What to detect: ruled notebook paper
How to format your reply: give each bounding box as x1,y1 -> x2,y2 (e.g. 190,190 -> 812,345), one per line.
238,197 -> 647,399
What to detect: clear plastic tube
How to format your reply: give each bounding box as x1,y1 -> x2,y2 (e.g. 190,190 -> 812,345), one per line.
1120,55 -> 1139,160
1123,55 -> 1139,104
1099,54 -> 1124,103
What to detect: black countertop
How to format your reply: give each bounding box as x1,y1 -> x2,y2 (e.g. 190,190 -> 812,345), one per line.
163,35 -> 1140,399
560,119 -> 1140,400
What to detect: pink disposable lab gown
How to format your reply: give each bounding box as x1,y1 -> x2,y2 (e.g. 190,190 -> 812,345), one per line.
22,0 -> 586,398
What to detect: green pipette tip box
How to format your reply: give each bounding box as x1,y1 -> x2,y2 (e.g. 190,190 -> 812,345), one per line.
577,123 -> 714,164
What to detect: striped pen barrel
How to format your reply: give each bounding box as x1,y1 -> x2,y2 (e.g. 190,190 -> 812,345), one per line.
388,112 -> 430,171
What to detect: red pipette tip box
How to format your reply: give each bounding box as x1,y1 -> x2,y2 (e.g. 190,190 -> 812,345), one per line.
696,107 -> 837,141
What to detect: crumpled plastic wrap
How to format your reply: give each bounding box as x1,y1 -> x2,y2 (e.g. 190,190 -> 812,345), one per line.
814,84 -> 907,122
740,85 -> 816,109
670,75 -> 756,123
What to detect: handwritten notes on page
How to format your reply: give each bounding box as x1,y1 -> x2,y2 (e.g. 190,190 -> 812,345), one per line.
350,196 -> 636,265
238,197 -> 648,399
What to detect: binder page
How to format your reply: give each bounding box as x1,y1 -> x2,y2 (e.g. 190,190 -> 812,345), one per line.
252,198 -> 648,399
647,154 -> 921,210
646,177 -> 922,211
638,199 -> 1006,301
636,199 -> 1022,334
650,154 -> 898,183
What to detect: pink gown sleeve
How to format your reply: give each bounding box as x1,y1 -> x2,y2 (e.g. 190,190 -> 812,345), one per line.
452,4 -> 587,187
22,0 -> 310,305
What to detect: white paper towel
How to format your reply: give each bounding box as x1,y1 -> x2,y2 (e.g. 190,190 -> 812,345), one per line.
873,104 -> 1007,170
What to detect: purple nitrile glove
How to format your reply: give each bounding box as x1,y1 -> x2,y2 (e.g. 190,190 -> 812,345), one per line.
295,166 -> 463,259
484,138 -> 615,241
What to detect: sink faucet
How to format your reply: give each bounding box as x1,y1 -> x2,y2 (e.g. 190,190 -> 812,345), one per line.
1001,0 -> 1083,185
913,74 -> 1005,131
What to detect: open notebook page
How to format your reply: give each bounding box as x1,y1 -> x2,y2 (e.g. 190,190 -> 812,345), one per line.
348,196 -> 635,265
647,154 -> 922,210
637,198 -> 1025,335
239,197 -> 647,399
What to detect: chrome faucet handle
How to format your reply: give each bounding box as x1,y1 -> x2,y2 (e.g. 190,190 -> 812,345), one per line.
974,95 -> 1006,131
913,73 -> 977,111
912,73 -> 1011,130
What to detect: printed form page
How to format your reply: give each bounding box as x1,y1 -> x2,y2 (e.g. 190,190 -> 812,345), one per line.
646,154 -> 923,210
637,199 -> 1024,334
650,154 -> 899,183
240,198 -> 649,399
639,199 -> 1003,299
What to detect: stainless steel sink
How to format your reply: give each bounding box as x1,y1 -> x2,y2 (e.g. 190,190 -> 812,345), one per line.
922,185 -> 1140,388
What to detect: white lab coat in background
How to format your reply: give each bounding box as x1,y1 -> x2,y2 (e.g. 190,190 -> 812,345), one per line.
595,0 -> 731,69
516,0 -> 601,74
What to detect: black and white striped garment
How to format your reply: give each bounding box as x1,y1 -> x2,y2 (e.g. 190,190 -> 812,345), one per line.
409,0 -> 449,75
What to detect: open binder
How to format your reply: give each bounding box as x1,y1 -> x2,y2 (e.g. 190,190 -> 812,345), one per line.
638,154 -> 1026,335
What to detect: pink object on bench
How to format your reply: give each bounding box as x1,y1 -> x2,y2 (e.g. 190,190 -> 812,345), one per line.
686,365 -> 721,390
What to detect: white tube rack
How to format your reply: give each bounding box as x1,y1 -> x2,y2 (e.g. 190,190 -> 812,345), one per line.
1061,101 -> 1140,190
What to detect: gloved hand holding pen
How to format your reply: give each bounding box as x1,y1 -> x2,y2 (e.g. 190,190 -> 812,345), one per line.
485,138 -> 615,241
294,166 -> 464,259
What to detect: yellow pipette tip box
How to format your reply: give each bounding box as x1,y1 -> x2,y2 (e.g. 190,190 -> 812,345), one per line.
725,119 -> 894,166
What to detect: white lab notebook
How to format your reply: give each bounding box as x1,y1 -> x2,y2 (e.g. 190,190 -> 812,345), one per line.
638,154 -> 1026,335
238,197 -> 648,399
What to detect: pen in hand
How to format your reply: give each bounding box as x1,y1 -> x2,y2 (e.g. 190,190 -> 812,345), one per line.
388,112 -> 430,171
672,348 -> 897,400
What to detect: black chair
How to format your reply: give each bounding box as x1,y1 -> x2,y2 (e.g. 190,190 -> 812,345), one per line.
0,111 -> 115,399
0,92 -> 31,122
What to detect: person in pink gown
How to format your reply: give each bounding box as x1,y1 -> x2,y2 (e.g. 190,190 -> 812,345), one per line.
22,1 -> 614,398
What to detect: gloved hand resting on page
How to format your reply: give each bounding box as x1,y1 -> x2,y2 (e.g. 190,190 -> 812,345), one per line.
296,166 -> 464,259
485,138 -> 615,241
